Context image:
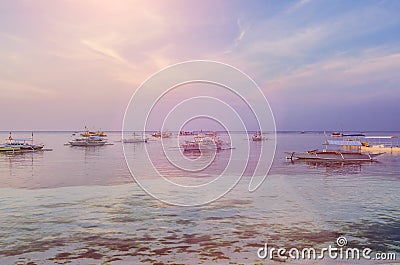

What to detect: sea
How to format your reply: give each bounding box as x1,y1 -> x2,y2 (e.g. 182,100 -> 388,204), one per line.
0,131 -> 399,264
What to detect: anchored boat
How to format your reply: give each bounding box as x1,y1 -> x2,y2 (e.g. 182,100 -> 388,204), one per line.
66,127 -> 110,147
122,132 -> 148,143
0,132 -> 44,152
361,136 -> 400,154
286,139 -> 383,162
80,127 -> 107,137
151,131 -> 172,138
330,132 -> 365,137
252,131 -> 266,141
68,135 -> 108,146
181,134 -> 229,152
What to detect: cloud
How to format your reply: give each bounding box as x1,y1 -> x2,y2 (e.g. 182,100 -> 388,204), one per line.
236,23 -> 246,43
264,48 -> 400,103
81,39 -> 129,65
0,32 -> 25,43
285,0 -> 312,14
247,25 -> 326,58
222,1 -> 400,81
0,79 -> 56,99
230,18 -> 248,51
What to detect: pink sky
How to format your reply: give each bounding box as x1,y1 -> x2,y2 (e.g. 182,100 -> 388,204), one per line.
1,1 -> 399,131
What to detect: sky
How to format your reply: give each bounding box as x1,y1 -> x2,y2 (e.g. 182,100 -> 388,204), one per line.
0,0 -> 399,131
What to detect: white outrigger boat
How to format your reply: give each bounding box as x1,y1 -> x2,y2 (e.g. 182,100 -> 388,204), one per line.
66,127 -> 110,147
181,135 -> 229,152
286,139 -> 383,162
151,130 -> 172,138
361,136 -> 400,154
68,135 -> 108,146
0,132 -> 45,153
122,132 -> 148,143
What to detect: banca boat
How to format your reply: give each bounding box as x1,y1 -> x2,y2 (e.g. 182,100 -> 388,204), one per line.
0,133 -> 44,152
286,140 -> 383,162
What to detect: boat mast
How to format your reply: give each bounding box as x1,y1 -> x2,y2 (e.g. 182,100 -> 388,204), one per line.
323,131 -> 328,151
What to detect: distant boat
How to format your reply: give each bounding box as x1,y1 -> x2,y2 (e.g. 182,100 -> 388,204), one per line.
122,132 -> 148,143
80,128 -> 107,137
151,131 -> 172,138
331,132 -> 343,137
181,135 -> 229,152
0,132 -> 44,152
342,133 -> 365,137
205,131 -> 217,137
286,139 -> 383,162
67,127 -> 109,147
361,136 -> 400,154
68,136 -> 108,146
179,131 -> 195,136
330,132 -> 365,137
252,131 -> 265,141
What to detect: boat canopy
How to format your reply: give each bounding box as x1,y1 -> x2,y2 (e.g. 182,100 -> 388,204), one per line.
364,136 -> 397,139
342,133 -> 365,137
326,140 -> 362,146
10,138 -> 33,141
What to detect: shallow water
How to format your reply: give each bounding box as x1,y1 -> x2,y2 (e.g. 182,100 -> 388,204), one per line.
0,132 -> 399,264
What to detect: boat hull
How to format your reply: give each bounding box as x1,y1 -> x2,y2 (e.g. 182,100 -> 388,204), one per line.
182,146 -> 221,152
288,151 -> 383,162
122,139 -> 147,143
182,142 -> 221,152
361,146 -> 400,154
0,146 -> 21,152
0,144 -> 43,152
20,145 -> 44,150
69,141 -> 106,146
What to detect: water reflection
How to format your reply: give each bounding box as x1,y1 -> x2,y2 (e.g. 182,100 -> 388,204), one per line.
0,152 -> 44,187
287,160 -> 376,175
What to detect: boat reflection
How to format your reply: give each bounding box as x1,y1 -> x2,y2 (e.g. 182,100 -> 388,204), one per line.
181,149 -> 219,161
289,160 -> 376,175
0,151 -> 44,186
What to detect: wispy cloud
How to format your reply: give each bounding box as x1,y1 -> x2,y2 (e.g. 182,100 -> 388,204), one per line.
264,48 -> 400,103
234,18 -> 248,46
81,39 -> 128,65
224,18 -> 250,54
247,25 -> 326,57
0,32 -> 25,43
225,1 -> 400,81
0,79 -> 56,99
285,0 -> 311,14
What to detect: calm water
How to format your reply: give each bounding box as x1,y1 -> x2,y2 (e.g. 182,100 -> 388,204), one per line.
0,132 -> 399,264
